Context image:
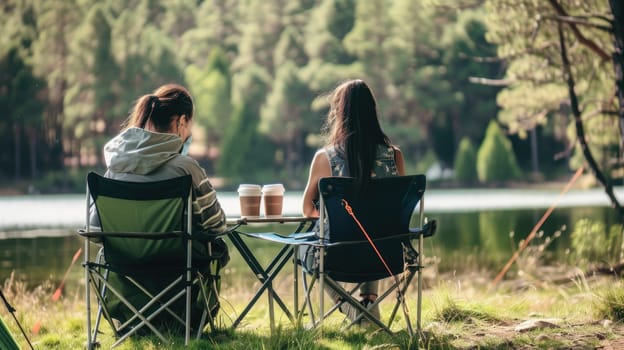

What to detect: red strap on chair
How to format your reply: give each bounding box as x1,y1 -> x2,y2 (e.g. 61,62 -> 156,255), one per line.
341,198 -> 413,331
341,199 -> 398,282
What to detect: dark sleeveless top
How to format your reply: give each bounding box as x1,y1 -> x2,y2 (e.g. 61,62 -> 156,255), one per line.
317,144 -> 399,238
325,145 -> 399,177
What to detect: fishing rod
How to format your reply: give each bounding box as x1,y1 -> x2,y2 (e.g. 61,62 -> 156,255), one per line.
0,288 -> 34,350
491,166 -> 584,288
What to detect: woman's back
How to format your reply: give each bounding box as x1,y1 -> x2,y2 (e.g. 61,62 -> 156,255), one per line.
324,145 -> 398,178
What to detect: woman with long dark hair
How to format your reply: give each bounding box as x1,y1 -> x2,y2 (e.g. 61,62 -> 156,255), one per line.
301,79 -> 405,324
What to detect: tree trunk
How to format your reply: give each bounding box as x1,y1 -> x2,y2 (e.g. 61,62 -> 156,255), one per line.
13,123 -> 21,182
609,0 -> 624,158
558,23 -> 624,221
27,127 -> 37,181
530,127 -> 539,175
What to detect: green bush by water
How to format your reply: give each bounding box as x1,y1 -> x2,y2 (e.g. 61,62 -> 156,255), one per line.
454,137 -> 478,183
571,218 -> 623,267
476,121 -> 521,183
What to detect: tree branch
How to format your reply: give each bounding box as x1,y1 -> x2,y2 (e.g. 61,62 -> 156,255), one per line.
558,22 -> 624,220
548,0 -> 611,61
542,15 -> 612,33
498,42 -> 559,60
564,13 -> 614,24
468,77 -> 513,86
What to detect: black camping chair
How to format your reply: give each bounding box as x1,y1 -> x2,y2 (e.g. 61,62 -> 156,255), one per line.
79,172 -> 227,348
242,175 -> 436,336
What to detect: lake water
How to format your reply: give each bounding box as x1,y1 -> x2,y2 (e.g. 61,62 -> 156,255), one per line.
0,188 -> 621,288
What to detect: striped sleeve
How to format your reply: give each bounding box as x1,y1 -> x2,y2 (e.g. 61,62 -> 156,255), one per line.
192,177 -> 227,235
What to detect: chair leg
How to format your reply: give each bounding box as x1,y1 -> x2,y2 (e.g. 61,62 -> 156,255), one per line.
386,270 -> 416,331
91,301 -> 104,345
417,233 -> 424,335
197,311 -> 207,340
197,271 -> 219,333
89,273 -> 169,345
322,278 -> 390,333
85,265 -> 92,349
300,272 -> 317,326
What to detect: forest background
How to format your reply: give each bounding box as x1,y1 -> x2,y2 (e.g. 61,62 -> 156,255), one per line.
0,0 -> 620,193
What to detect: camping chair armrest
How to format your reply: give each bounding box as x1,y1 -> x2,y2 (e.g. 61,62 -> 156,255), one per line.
235,231 -> 327,247
77,230 -> 188,240
78,222 -> 242,242
223,221 -> 244,235
409,220 -> 437,238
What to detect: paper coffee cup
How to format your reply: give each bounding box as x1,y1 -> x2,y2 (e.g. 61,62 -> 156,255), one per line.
238,184 -> 261,218
262,184 -> 285,218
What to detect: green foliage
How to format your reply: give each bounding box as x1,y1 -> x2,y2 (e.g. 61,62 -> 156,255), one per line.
6,0 -> 615,187
478,210 -> 517,267
571,218 -> 623,267
219,63 -> 278,184
485,0 -> 618,182
476,121 -> 521,183
260,61 -> 316,178
303,0 -> 355,64
218,103 -> 248,178
434,298 -> 501,323
35,168 -> 89,193
180,0 -> 240,66
64,4 -> 120,141
595,282 -> 624,322
412,149 -> 438,175
454,137 -> 478,183
186,47 -> 232,153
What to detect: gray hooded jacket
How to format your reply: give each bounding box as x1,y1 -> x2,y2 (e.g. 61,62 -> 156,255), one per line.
103,127 -> 227,238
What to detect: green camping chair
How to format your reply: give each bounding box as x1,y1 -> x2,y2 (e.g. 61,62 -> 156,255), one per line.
80,172 -> 223,348
0,315 -> 19,350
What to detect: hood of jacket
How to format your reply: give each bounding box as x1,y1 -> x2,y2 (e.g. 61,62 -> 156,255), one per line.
104,127 -> 183,175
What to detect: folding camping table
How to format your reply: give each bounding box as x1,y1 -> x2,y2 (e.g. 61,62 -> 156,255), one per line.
226,217 -> 317,331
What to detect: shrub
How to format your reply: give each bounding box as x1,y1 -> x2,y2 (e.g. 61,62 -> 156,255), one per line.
476,121 -> 521,183
454,137 -> 478,183
595,282 -> 624,322
571,218 -> 623,267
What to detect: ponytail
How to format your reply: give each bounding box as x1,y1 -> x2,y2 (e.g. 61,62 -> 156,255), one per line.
138,95 -> 160,128
122,84 -> 194,132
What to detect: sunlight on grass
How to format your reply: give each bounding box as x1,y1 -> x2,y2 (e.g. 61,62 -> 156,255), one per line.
2,266 -> 624,349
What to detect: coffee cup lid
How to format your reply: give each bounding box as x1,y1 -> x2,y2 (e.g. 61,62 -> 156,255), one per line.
262,184 -> 285,193
238,184 -> 261,193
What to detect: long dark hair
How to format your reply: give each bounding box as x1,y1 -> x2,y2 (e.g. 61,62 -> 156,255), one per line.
324,79 -> 391,189
122,84 -> 194,132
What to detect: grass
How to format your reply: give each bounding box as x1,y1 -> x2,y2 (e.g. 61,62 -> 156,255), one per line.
2,267 -> 624,349
595,281 -> 624,322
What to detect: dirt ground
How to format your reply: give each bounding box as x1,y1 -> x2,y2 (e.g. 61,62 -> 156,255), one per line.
421,318 -> 624,349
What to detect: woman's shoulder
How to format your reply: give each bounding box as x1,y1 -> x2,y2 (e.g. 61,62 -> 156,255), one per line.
165,155 -> 208,184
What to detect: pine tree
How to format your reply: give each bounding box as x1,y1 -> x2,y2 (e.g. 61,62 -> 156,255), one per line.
476,121 -> 521,183
454,137 -> 478,183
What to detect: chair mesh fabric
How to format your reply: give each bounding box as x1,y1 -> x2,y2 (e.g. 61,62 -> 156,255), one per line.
320,176 -> 425,282
97,196 -> 185,264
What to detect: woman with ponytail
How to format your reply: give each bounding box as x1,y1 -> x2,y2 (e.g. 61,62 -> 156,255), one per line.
300,79 -> 405,326
101,83 -> 228,264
